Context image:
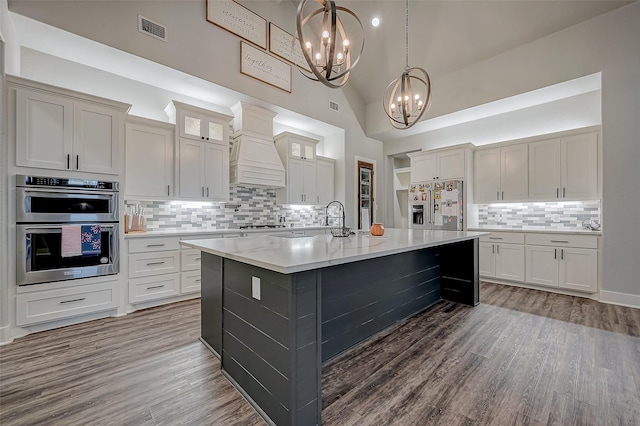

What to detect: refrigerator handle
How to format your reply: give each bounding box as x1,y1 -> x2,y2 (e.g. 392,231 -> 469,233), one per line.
429,190 -> 433,225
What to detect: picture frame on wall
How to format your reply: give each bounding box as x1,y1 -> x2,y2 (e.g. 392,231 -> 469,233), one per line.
206,0 -> 267,49
268,23 -> 311,72
240,41 -> 292,93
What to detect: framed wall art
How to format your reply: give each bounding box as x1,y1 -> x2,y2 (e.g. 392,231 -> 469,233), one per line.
206,0 -> 267,49
268,23 -> 311,72
240,41 -> 292,93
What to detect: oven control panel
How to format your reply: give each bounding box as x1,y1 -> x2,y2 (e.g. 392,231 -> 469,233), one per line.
18,175 -> 119,191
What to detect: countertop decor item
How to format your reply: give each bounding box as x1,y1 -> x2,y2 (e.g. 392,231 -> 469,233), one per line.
296,0 -> 365,88
382,0 -> 432,129
370,223 -> 385,236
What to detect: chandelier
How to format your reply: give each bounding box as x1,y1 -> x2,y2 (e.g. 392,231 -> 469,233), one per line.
383,0 -> 432,129
296,0 -> 365,89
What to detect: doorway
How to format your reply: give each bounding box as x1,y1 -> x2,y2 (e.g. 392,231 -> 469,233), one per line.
357,160 -> 374,229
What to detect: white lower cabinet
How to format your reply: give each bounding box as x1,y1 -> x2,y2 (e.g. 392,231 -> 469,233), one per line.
129,274 -> 181,304
479,233 -> 525,282
526,243 -> 598,292
127,236 -> 207,305
16,282 -> 118,326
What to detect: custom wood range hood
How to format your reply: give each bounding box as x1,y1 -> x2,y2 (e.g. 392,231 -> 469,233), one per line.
229,102 -> 286,188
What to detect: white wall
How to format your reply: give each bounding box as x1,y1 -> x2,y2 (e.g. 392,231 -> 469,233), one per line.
380,2 -> 640,297
0,0 -> 10,343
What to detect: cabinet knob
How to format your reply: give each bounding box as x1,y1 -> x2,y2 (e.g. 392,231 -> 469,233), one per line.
201,136 -> 205,140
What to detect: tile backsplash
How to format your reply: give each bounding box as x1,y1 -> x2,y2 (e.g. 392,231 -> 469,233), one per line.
477,201 -> 601,230
126,186 -> 326,231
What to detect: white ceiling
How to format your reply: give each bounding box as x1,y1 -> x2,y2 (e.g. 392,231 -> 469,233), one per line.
5,0 -> 629,142
335,0 -> 632,105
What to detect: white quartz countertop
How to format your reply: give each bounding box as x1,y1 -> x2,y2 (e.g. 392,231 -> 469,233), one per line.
124,226 -> 330,238
181,228 -> 489,274
467,227 -> 602,236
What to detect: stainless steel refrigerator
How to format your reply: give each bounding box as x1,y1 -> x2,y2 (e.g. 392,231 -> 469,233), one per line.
409,180 -> 463,230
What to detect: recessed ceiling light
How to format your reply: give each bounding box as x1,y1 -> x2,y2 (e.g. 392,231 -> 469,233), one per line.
371,17 -> 380,27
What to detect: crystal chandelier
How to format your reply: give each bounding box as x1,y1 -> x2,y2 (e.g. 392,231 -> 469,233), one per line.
383,0 -> 432,129
296,0 -> 365,89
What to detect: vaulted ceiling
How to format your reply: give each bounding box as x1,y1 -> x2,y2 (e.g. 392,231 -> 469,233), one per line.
327,0 -> 632,105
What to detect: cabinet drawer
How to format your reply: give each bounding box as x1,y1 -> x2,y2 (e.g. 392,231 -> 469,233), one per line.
129,274 -> 180,304
16,282 -> 117,326
479,232 -> 525,244
525,234 -> 597,249
181,270 -> 201,294
181,249 -> 202,271
128,237 -> 181,253
129,251 -> 180,278
180,235 -> 222,249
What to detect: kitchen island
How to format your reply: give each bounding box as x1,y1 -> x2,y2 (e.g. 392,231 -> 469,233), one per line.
181,228 -> 486,426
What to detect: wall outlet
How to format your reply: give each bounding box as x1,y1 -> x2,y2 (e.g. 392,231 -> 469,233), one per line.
251,276 -> 261,300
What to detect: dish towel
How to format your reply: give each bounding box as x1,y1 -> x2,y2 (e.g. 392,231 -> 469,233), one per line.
81,224 -> 102,256
61,225 -> 82,258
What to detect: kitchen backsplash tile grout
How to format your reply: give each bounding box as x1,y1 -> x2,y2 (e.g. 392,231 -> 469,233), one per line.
126,186 -> 328,231
477,200 -> 601,230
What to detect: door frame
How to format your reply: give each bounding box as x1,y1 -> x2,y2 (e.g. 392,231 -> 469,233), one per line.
355,157 -> 375,230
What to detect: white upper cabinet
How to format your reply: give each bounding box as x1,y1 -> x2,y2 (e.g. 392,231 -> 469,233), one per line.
125,117 -> 175,199
316,156 -> 335,205
275,132 -> 328,205
561,132 -> 599,200
474,144 -> 528,203
167,101 -> 232,201
13,79 -> 129,175
409,148 -> 465,182
529,132 -> 599,200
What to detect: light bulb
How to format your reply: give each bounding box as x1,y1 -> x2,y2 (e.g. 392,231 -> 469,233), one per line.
391,103 -> 396,110
337,52 -> 344,61
404,95 -> 409,101
397,96 -> 402,103
415,94 -> 420,100
371,18 -> 380,27
305,41 -> 312,49
322,31 -> 330,39
343,39 -> 350,47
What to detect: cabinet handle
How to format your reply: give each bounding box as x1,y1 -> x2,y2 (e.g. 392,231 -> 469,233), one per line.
76,155 -> 79,170
317,195 -> 319,203
554,249 -> 557,259
502,191 -> 504,200
550,240 -> 568,243
146,285 -> 165,290
195,279 -> 201,282
206,187 -> 209,197
66,154 -> 70,169
146,244 -> 165,247
301,194 -> 304,202
497,191 -> 500,200
563,188 -> 566,198
492,245 -> 495,254
195,257 -> 201,261
496,245 -> 499,254
489,237 -> 503,240
146,261 -> 166,266
60,297 -> 85,304
556,188 -> 559,198
201,136 -> 204,140
167,185 -> 170,196
561,249 -> 564,260
202,187 -> 205,197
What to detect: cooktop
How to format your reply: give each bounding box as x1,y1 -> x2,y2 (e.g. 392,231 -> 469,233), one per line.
239,224 -> 287,229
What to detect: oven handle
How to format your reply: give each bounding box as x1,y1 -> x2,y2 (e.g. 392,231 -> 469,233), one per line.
20,188 -> 118,197
20,224 -> 117,233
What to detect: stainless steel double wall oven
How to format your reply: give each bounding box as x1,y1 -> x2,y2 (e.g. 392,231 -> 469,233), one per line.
16,175 -> 120,285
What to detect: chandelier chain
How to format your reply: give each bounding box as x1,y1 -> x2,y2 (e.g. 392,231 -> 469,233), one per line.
405,0 -> 409,69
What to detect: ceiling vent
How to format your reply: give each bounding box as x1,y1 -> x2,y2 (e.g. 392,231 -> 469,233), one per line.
329,101 -> 339,112
138,15 -> 168,42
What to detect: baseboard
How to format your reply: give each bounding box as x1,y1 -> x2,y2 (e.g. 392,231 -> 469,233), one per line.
481,279 -> 599,300
599,290 -> 640,309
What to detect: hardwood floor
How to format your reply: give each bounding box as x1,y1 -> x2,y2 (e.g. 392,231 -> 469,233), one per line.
1,283 -> 639,425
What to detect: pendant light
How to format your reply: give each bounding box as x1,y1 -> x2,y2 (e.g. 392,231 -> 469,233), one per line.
296,0 -> 365,89
383,0 -> 432,129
